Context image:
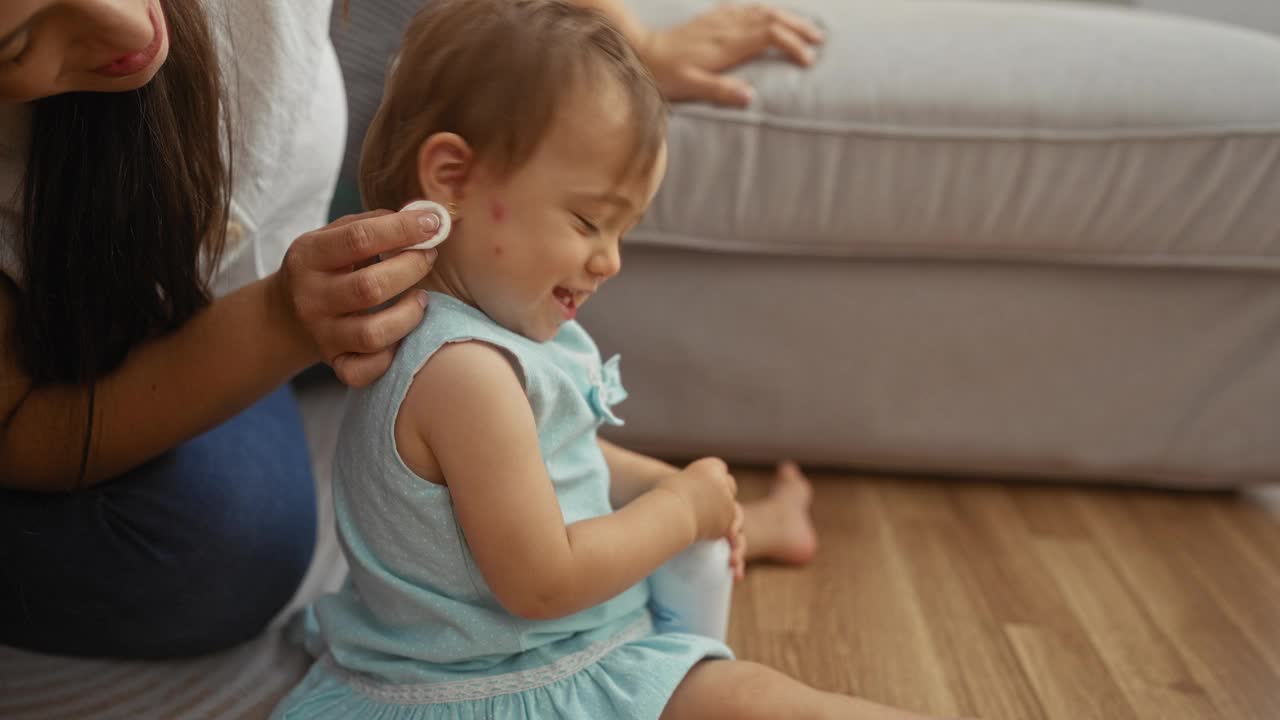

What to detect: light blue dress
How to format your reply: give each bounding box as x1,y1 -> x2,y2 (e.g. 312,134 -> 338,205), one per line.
272,292 -> 732,719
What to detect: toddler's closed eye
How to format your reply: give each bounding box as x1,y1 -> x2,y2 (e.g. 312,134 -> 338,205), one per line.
572,213 -> 598,236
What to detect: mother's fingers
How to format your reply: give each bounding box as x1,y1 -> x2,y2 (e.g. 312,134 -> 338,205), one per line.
329,211 -> 397,270
768,22 -> 816,66
328,289 -> 430,355
331,348 -> 398,389
739,5 -> 821,66
325,290 -> 429,387
328,248 -> 437,315
326,208 -> 394,231
766,6 -> 824,45
303,210 -> 442,271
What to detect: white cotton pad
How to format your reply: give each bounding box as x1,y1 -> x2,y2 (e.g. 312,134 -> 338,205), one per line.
401,199 -> 452,250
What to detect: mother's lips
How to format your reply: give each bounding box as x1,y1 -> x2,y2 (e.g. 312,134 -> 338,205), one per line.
94,4 -> 163,77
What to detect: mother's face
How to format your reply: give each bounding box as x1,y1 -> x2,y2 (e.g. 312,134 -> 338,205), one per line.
0,0 -> 168,103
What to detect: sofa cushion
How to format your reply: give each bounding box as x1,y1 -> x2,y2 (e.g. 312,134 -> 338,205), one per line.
630,0 -> 1280,271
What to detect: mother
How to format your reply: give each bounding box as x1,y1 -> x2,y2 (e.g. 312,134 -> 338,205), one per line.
0,0 -> 819,660
0,0 -> 443,659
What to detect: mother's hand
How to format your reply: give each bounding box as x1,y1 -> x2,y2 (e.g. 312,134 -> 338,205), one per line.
637,4 -> 824,107
277,208 -> 442,388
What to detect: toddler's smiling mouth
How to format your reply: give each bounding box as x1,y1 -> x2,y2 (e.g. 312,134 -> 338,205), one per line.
552,286 -> 593,318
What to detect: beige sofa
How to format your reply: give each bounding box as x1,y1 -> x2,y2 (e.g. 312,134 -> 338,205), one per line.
581,0 -> 1280,487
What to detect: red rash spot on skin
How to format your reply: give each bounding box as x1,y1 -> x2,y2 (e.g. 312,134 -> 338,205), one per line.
491,199 -> 506,223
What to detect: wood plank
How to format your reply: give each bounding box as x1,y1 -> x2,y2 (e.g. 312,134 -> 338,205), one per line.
1033,537 -> 1221,720
1128,493 -> 1280,673
730,476 -> 960,716
1005,623 -> 1140,720
945,484 -> 1082,630
730,475 -> 1280,720
1075,491 -> 1280,720
1210,494 -> 1280,582
878,481 -> 1048,720
1010,484 -> 1094,539
937,484 -> 1139,720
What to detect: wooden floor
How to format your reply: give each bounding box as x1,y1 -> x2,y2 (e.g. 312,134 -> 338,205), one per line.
728,470 -> 1280,720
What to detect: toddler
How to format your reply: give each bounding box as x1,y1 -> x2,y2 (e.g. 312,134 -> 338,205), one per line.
273,2 -> 947,718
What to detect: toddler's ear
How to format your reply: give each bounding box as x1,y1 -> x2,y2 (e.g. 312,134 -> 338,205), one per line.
416,132 -> 472,206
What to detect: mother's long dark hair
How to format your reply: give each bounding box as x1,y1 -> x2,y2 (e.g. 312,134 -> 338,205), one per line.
15,1 -> 229,387
8,2 -> 229,480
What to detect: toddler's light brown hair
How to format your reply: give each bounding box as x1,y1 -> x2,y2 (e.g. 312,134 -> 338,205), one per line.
360,0 -> 668,211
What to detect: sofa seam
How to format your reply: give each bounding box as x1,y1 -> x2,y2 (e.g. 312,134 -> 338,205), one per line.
625,232 -> 1280,275
674,107 -> 1280,143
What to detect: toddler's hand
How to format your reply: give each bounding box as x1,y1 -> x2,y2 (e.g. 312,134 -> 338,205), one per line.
659,457 -> 738,542
727,502 -> 746,582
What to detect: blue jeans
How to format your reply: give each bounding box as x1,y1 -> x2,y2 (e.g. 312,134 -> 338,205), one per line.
0,385 -> 316,659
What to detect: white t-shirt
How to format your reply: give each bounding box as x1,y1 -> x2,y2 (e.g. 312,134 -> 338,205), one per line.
0,0 -> 347,297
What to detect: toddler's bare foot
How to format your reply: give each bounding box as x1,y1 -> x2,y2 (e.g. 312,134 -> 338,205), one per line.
742,461 -> 819,566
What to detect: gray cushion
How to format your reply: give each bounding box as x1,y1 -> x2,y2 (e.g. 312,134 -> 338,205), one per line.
631,0 -> 1280,271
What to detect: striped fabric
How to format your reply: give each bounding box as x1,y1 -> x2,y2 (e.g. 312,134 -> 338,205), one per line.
0,383 -> 350,720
